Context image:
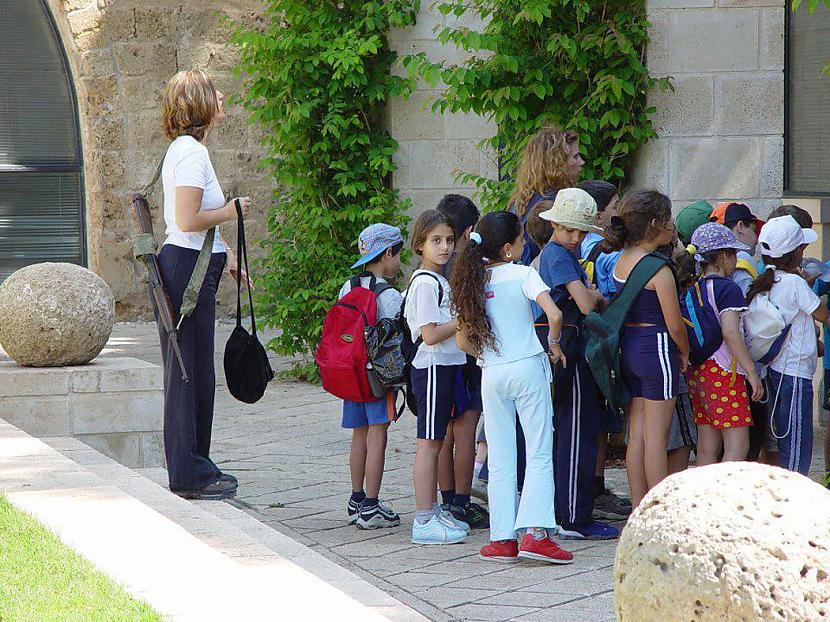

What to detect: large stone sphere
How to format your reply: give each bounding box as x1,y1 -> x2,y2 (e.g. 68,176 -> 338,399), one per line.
0,262 -> 115,366
615,463 -> 830,622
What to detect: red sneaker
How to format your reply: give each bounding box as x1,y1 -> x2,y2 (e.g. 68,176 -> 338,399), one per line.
479,539 -> 519,563
518,533 -> 574,564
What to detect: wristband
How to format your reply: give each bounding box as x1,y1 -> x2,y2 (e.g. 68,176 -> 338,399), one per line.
549,335 -> 561,346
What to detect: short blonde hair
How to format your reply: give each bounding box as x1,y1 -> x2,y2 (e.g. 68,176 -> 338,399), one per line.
162,69 -> 217,142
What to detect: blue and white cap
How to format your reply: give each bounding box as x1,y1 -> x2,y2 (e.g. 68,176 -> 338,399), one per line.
351,223 -> 404,269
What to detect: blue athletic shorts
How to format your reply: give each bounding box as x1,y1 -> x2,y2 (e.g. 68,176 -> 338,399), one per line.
411,364 -> 461,441
621,325 -> 679,400
341,394 -> 395,429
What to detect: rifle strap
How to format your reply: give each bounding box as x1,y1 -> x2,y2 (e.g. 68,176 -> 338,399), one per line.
142,157 -> 165,197
178,226 -> 216,324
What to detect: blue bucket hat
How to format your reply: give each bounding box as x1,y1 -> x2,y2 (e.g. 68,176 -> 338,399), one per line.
351,223 -> 404,269
689,222 -> 750,263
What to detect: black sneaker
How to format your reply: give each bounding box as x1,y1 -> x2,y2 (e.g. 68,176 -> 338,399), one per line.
356,500 -> 400,530
449,502 -> 490,529
172,478 -> 237,500
219,473 -> 238,487
347,498 -> 361,525
592,489 -> 631,521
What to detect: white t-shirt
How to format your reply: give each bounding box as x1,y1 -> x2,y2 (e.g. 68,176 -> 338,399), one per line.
768,271 -> 821,380
403,269 -> 466,369
162,135 -> 226,253
479,263 -> 550,367
338,276 -> 402,321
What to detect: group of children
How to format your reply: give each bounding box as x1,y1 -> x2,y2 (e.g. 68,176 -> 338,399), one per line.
334,125 -> 830,565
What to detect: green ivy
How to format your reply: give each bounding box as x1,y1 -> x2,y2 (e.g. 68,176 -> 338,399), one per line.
402,0 -> 672,211
229,1 -> 418,379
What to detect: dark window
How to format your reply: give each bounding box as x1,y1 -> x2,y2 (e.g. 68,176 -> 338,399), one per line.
786,4 -> 830,194
0,0 -> 85,281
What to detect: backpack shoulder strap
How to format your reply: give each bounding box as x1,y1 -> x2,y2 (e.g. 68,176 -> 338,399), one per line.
586,241 -> 604,264
602,253 -> 670,328
736,258 -> 759,280
405,271 -> 444,306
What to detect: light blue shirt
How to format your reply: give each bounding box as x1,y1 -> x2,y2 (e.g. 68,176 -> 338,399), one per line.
814,278 -> 830,370
479,263 -> 550,367
580,233 -> 621,300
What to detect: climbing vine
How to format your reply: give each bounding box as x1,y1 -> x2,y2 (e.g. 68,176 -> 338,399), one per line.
403,0 -> 672,211
230,1 -> 418,379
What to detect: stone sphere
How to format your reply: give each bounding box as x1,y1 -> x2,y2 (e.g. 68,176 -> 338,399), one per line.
0,262 -> 115,366
615,462 -> 830,622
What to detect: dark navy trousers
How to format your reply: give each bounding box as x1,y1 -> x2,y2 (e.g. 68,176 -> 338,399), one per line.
156,244 -> 226,491
551,332 -> 600,528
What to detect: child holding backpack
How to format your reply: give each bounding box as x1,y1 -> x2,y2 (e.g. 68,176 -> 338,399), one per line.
404,210 -> 471,545
451,210 -> 573,564
533,188 -> 619,541
604,190 -> 689,509
747,215 -> 828,475
676,223 -> 764,465
336,224 -> 404,529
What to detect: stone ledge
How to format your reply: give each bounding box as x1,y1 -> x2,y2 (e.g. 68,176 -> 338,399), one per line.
0,357 -> 162,467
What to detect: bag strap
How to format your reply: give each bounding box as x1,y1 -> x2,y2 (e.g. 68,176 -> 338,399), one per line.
233,199 -> 258,336
405,271 -> 444,306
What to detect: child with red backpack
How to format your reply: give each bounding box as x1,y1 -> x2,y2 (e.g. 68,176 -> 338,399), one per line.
322,223 -> 404,530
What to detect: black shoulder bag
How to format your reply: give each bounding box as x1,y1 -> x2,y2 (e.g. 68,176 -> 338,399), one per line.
223,199 -> 275,403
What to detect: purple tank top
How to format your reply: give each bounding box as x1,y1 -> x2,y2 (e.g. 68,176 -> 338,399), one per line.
613,274 -> 666,326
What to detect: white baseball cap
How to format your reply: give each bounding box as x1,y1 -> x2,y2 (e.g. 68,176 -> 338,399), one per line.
757,215 -> 817,258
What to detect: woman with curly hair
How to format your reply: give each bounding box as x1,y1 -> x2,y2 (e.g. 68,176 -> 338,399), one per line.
451,211 -> 573,565
509,126 -> 584,265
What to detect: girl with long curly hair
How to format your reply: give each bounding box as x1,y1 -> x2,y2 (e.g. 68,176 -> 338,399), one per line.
451,211 -> 572,565
509,126 -> 584,264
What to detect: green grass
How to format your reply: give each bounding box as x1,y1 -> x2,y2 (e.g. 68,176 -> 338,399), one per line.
0,496 -> 162,622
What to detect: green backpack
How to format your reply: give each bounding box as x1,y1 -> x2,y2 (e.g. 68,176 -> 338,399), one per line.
584,253 -> 671,412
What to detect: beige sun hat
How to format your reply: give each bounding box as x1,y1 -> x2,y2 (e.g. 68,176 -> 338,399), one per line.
539,187 -> 603,233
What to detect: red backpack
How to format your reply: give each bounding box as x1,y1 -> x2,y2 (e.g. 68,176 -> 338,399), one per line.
316,273 -> 391,402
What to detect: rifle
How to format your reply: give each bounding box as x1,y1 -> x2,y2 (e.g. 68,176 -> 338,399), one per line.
129,161 -> 189,383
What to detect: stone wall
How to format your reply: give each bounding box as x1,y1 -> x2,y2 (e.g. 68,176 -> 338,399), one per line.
48,0 -> 272,318
632,0 -> 785,214
387,5 -> 496,221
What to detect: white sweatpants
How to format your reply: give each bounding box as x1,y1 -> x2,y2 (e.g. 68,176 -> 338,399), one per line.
482,353 -> 556,541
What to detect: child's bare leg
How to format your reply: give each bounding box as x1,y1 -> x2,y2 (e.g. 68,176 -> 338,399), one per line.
642,397 -> 674,492
438,422 -> 455,498
626,400 -> 648,509
721,427 -> 749,462
452,409 -> 480,496
667,446 -> 692,475
414,439 -> 443,510
365,423 -> 389,499
696,424 -> 722,466
350,427 -> 368,493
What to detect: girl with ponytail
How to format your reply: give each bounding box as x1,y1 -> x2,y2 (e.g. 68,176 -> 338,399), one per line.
450,211 -> 573,565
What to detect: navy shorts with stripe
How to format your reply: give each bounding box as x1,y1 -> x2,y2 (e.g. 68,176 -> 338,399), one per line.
411,364 -> 461,440
621,325 -> 679,400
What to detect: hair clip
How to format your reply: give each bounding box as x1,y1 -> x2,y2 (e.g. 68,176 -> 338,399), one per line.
686,244 -> 697,255
470,232 -> 482,245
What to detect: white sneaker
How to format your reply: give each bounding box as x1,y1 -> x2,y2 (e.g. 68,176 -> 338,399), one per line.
438,509 -> 470,533
412,515 -> 468,545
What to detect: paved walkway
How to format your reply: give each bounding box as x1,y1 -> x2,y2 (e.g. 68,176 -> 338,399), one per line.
109,322 -> 827,622
111,322 -> 620,622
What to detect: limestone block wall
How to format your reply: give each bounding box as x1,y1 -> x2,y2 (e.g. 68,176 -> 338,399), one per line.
387,5 -> 497,222
47,0 -> 272,318
631,0 -> 785,215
